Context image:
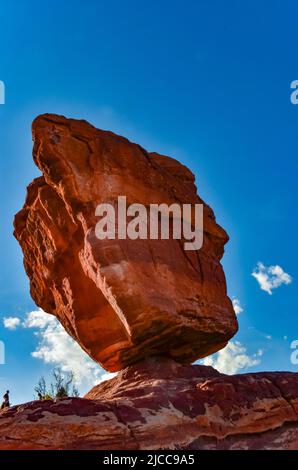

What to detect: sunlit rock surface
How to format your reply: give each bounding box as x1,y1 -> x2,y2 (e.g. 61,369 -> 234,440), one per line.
0,359 -> 297,450
14,114 -> 237,371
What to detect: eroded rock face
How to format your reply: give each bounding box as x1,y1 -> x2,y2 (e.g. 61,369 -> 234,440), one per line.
0,359 -> 297,450
14,114 -> 237,371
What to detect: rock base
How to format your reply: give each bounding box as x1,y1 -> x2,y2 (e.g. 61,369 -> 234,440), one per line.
0,358 -> 297,450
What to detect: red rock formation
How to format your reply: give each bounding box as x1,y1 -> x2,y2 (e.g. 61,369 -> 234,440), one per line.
14,114 -> 237,372
0,359 -> 297,450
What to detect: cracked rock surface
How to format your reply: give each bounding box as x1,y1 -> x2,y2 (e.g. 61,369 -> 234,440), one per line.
14,114 -> 237,372
0,358 -> 297,450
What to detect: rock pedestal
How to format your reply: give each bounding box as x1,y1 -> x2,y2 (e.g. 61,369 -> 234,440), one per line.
0,358 -> 297,450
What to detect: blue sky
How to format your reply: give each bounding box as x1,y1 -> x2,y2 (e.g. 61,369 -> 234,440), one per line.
0,0 -> 297,405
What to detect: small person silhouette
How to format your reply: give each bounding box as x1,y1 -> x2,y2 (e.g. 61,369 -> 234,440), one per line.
1,390 -> 10,410
38,392 -> 43,400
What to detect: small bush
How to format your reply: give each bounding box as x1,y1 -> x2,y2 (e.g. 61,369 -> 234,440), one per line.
34,368 -> 79,400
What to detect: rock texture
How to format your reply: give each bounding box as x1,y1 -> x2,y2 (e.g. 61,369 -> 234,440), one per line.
14,114 -> 237,372
0,358 -> 297,450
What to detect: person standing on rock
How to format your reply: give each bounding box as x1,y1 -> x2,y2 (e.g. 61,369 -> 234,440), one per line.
1,390 -> 10,410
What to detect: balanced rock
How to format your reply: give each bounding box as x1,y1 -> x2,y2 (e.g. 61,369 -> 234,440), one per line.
14,114 -> 237,371
0,358 -> 297,450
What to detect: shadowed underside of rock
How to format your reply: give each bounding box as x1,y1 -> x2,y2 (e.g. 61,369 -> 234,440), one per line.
0,359 -> 297,450
14,114 -> 237,371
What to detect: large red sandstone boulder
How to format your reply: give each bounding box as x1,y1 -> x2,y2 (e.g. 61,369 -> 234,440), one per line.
0,359 -> 297,450
14,114 -> 237,371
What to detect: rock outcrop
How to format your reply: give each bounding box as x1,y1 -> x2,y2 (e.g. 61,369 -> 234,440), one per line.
14,114 -> 237,372
10,114 -> 298,450
0,358 -> 297,450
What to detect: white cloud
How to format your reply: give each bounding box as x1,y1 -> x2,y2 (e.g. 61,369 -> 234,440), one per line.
17,309 -> 115,391
255,349 -> 264,357
232,298 -> 243,315
201,341 -> 261,375
265,335 -> 272,340
3,316 -> 21,330
23,309 -> 52,329
252,262 -> 292,295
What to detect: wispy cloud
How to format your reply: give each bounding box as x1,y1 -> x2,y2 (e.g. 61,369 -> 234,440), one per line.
201,341 -> 262,375
4,309 -> 115,390
252,262 -> 292,295
3,317 -> 21,330
232,298 -> 243,315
